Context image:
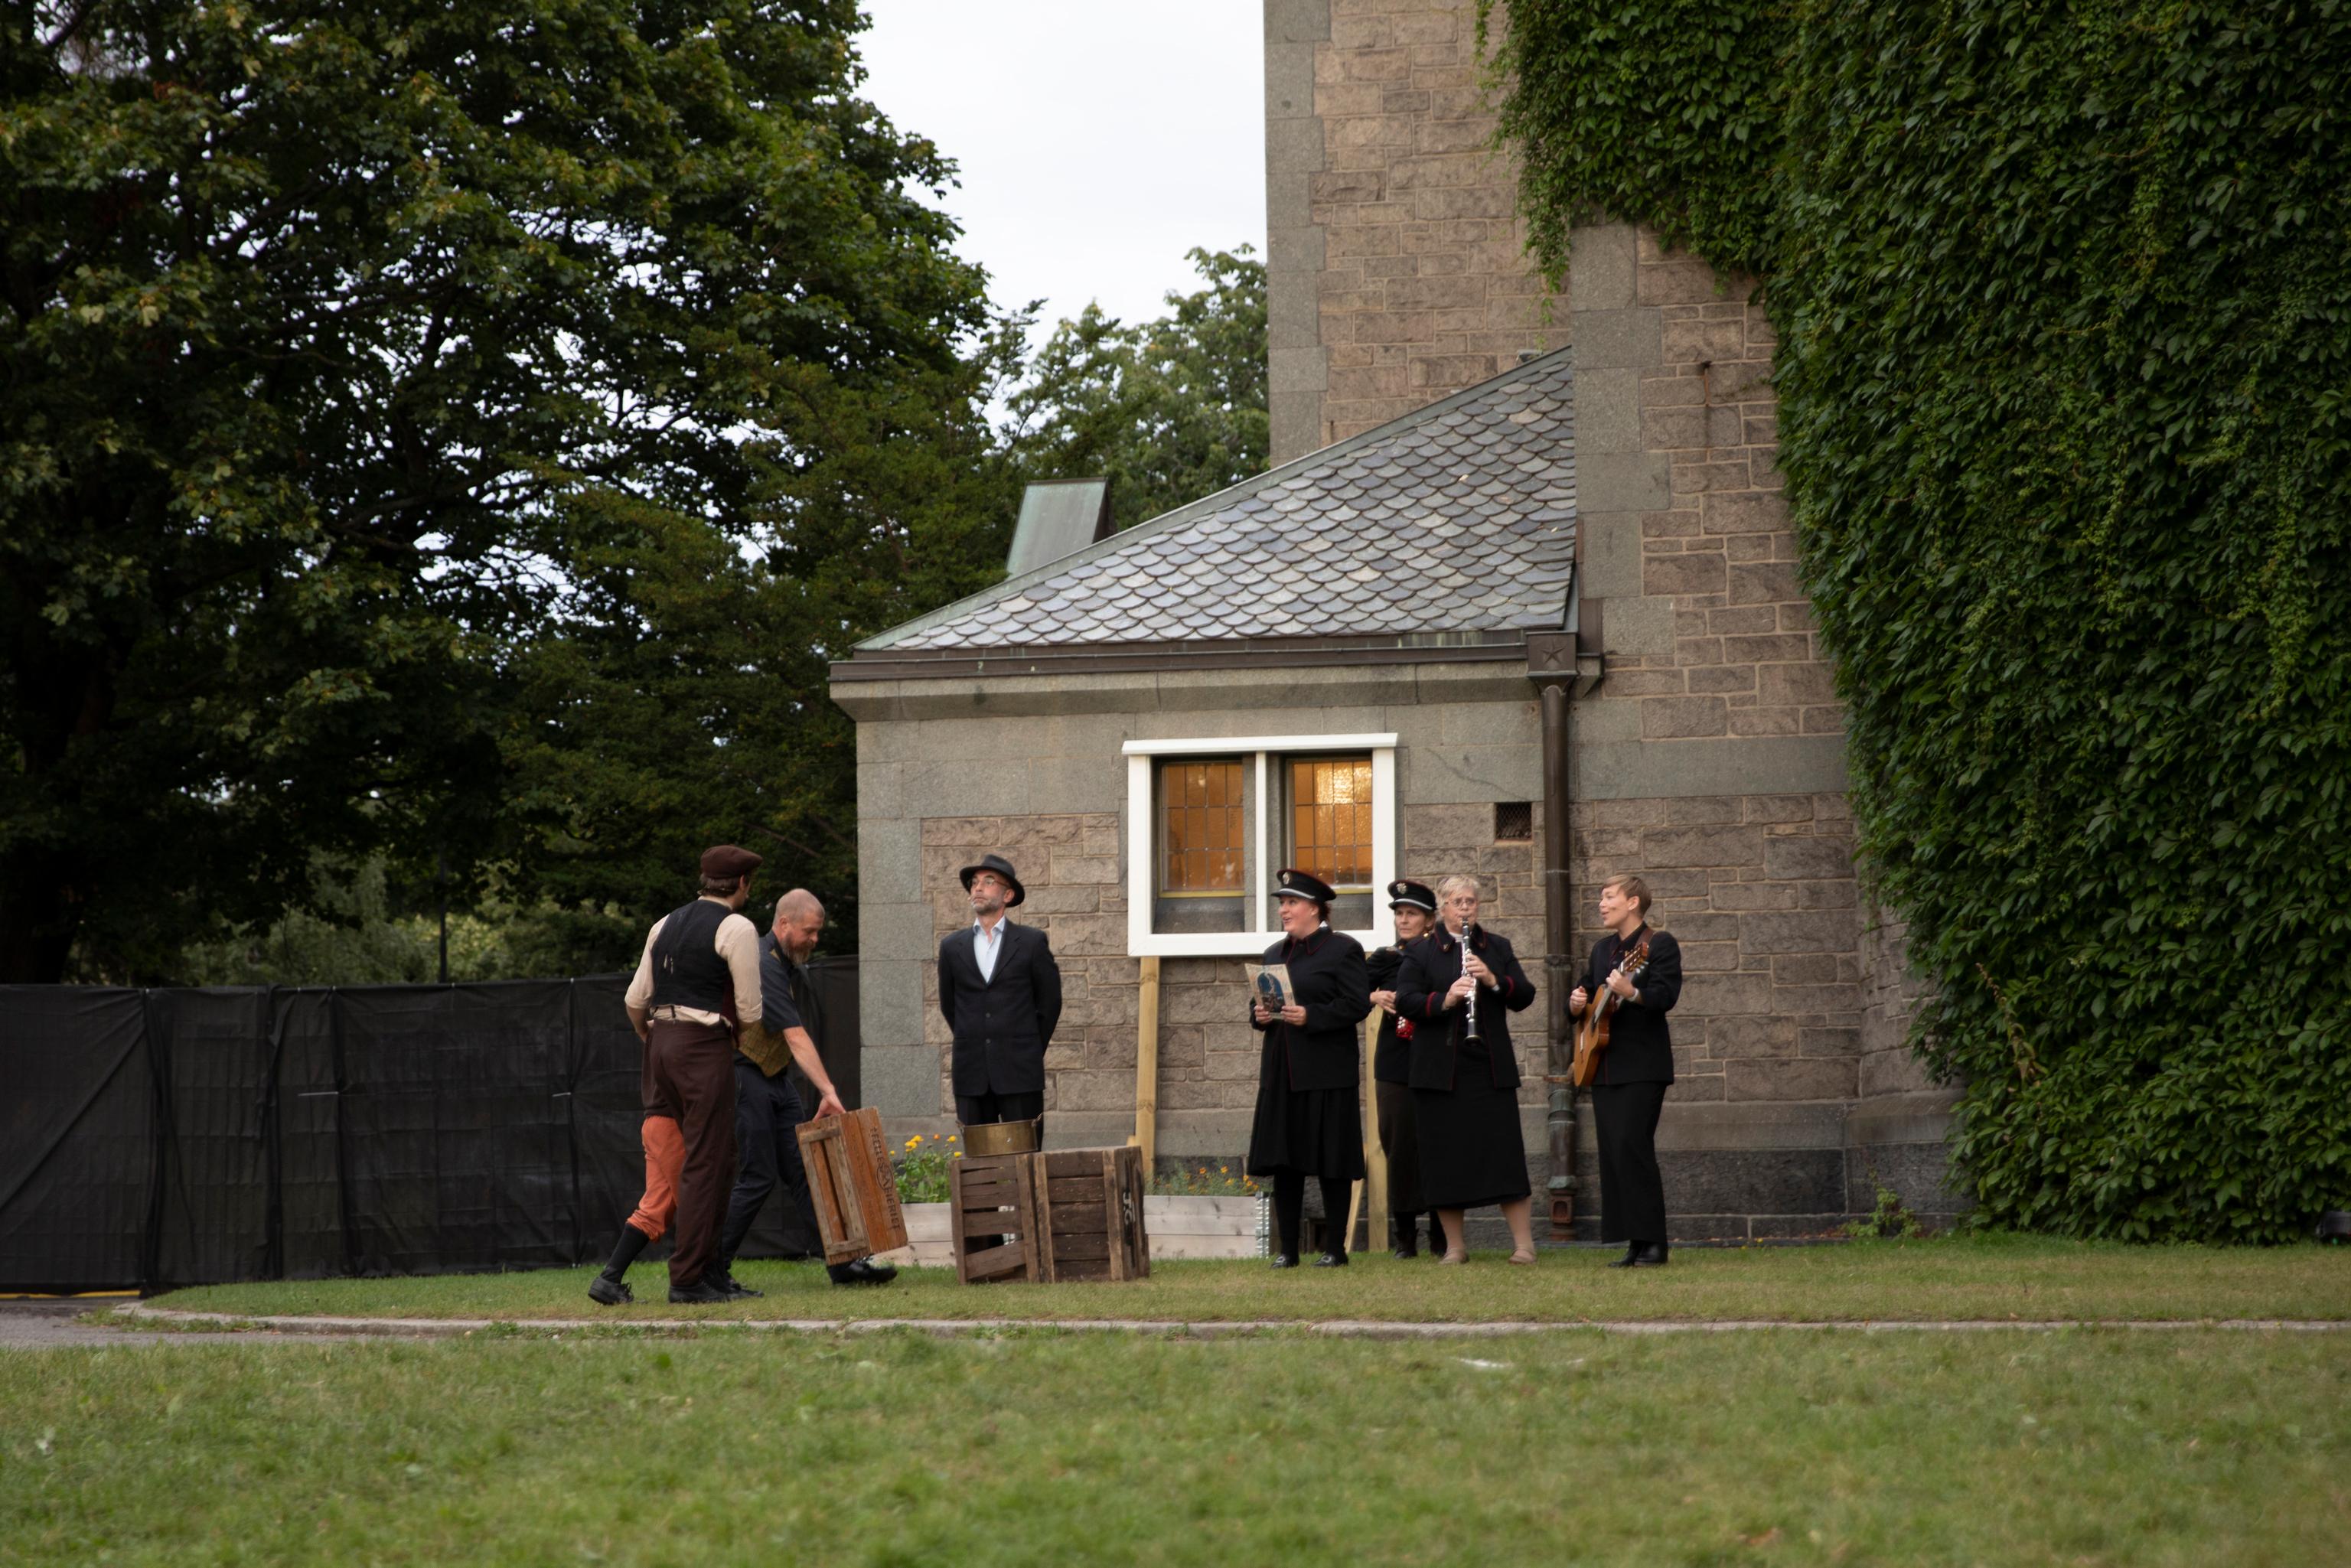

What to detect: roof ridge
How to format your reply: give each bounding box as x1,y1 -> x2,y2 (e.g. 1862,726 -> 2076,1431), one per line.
857,345 -> 1577,654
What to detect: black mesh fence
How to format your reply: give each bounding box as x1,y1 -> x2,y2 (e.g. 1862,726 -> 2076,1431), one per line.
0,960 -> 861,1292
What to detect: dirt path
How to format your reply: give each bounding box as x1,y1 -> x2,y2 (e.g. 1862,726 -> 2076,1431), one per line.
86,1302 -> 2351,1342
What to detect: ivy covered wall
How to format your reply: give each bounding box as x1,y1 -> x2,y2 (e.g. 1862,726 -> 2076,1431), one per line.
1488,0 -> 2351,1239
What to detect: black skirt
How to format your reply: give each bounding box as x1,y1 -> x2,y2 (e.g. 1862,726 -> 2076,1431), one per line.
1246,1080 -> 1366,1182
1413,1038 -> 1531,1210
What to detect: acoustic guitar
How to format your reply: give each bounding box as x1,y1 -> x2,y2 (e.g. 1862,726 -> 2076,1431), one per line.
1570,936 -> 1652,1088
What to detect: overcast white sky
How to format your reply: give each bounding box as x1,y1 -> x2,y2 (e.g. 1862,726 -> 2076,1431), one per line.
856,2 -> 1267,337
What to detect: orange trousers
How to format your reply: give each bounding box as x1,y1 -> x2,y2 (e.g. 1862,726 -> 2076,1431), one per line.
624,1116 -> 686,1240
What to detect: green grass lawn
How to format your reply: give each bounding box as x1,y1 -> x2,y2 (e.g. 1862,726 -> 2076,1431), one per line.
7,1327 -> 2347,1566
144,1233 -> 2351,1325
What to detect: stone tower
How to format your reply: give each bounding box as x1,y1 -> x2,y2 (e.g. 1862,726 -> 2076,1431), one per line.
1263,0 -> 1572,463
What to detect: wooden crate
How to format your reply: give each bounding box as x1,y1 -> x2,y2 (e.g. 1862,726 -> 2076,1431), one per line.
795,1107 -> 908,1266
951,1146 -> 1149,1284
950,1151 -> 1042,1284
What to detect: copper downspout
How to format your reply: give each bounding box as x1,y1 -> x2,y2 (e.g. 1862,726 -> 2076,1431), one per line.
1526,631 -> 1580,1240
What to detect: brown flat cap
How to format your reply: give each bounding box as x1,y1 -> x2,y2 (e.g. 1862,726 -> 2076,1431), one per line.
699,844 -> 764,881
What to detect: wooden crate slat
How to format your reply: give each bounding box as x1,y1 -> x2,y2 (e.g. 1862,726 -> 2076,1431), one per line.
1043,1175 -> 1117,1202
962,1242 -> 1030,1280
1049,1231 -> 1112,1261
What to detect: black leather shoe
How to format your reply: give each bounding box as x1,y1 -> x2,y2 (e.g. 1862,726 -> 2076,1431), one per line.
1313,1249 -> 1349,1267
1270,1253 -> 1300,1269
1629,1241 -> 1670,1266
667,1278 -> 730,1304
715,1273 -> 764,1299
1606,1244 -> 1641,1269
1391,1221 -> 1418,1260
588,1273 -> 633,1306
830,1259 -> 898,1287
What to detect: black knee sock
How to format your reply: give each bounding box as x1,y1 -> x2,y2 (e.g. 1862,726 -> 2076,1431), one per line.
602,1224 -> 651,1280
1273,1173 -> 1305,1257
1318,1178 -> 1352,1252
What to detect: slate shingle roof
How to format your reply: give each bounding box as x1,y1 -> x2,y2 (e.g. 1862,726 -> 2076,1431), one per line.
859,348 -> 1575,654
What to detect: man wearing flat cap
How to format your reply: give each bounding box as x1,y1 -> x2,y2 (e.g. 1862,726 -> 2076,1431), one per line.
622,844 -> 766,1303
935,853 -> 1063,1138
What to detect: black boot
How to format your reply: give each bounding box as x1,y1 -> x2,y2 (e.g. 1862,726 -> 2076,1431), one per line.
1630,1240 -> 1670,1266
1391,1216 -> 1418,1260
1271,1172 -> 1306,1270
1313,1247 -> 1349,1267
591,1224 -> 651,1304
1606,1241 -> 1641,1269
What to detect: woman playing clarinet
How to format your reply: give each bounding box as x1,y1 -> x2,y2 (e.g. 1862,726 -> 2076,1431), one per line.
1394,875 -> 1539,1263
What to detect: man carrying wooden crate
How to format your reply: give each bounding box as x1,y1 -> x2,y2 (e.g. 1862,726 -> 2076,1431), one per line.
712,889 -> 895,1291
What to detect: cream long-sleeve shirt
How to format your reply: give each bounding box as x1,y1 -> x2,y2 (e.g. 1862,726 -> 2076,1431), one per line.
624,898 -> 765,1027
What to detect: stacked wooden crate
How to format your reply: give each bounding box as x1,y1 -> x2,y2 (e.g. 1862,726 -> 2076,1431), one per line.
951,1146 -> 1149,1284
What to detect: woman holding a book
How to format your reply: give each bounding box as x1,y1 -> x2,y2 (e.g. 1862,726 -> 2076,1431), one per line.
1245,867 -> 1373,1267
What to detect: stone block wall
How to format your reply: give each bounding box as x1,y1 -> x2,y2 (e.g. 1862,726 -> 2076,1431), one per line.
1267,0 -> 1570,463
1573,226 -> 1835,743
1567,792 -> 1861,1107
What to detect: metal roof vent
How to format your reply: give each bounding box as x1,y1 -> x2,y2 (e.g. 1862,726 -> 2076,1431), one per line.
1007,478 -> 1113,575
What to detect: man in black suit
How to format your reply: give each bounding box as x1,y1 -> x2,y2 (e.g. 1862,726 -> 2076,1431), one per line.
1568,873 -> 1684,1267
935,853 -> 1063,1138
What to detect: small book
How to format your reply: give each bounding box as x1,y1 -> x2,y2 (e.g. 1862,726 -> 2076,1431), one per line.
1245,963 -> 1294,1012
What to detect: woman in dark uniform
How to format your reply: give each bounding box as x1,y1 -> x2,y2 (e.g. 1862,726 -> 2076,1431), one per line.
1395,875 -> 1539,1264
1367,879 -> 1441,1257
1247,867 -> 1372,1268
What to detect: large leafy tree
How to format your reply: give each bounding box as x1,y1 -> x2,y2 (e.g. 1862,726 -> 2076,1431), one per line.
1,0 -> 1002,981
1003,246 -> 1267,535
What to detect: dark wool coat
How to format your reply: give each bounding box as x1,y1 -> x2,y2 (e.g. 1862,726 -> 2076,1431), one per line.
1365,940 -> 1425,1085
1248,926 -> 1373,1093
1394,924 -> 1537,1092
936,921 -> 1063,1097
1577,925 -> 1682,1086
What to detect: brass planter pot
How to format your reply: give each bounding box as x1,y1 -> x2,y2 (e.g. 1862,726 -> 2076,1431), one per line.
960,1118 -> 1040,1158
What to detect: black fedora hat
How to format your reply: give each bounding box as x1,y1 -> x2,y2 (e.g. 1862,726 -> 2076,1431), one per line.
959,853 -> 1026,907
1273,867 -> 1337,905
1386,879 -> 1436,912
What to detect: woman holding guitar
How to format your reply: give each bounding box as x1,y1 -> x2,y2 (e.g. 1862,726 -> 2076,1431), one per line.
1567,875 -> 1682,1268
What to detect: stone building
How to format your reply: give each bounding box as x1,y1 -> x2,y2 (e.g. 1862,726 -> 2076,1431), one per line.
826,0 -> 1958,1239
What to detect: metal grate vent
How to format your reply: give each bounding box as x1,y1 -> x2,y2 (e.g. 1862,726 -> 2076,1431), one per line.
1494,801 -> 1534,842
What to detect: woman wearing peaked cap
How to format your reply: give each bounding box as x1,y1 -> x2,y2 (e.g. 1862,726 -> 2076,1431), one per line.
1246,868 -> 1373,1268
1367,879 -> 1443,1257
1394,875 -> 1539,1265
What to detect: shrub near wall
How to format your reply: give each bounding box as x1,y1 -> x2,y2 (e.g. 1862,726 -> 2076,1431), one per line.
1489,0 -> 2351,1239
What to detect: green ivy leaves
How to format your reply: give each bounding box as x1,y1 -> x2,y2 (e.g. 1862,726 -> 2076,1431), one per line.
1492,0 -> 2351,1239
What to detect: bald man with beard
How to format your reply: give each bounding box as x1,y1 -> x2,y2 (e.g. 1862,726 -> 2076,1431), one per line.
711,888 -> 897,1291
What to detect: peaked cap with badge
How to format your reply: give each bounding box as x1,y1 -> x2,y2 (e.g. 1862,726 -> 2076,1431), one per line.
1273,867 -> 1337,905
1385,879 -> 1436,911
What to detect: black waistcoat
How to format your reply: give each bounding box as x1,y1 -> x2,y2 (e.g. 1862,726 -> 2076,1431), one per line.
650,898 -> 732,1013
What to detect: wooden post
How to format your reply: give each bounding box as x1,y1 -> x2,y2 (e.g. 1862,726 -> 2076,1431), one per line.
1358,1010 -> 1386,1251
1133,955 -> 1161,1170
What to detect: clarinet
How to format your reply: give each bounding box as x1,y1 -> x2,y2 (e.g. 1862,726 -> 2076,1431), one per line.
1459,924 -> 1482,1042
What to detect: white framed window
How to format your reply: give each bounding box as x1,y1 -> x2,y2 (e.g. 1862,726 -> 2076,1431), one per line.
1123,734 -> 1397,957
